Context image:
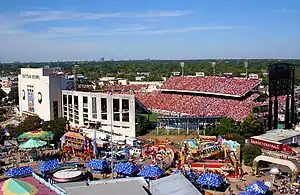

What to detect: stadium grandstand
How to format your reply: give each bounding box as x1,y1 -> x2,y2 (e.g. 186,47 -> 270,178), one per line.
101,76 -> 271,133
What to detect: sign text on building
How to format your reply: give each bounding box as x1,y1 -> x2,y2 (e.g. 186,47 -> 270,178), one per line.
22,74 -> 40,79
250,138 -> 280,150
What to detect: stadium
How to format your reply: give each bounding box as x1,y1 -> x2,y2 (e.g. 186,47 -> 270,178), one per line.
104,76 -> 270,134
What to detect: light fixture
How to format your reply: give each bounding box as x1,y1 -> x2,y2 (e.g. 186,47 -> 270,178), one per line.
37,92 -> 42,103
22,90 -> 25,100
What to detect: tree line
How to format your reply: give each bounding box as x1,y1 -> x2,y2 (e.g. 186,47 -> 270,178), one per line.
2,59 -> 300,84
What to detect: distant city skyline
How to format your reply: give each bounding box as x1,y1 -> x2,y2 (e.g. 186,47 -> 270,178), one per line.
1,0 -> 300,62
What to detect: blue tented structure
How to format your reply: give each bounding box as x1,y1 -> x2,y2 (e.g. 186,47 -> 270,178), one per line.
185,170 -> 198,181
173,170 -> 181,175
122,163 -> 139,175
239,191 -> 260,195
138,165 -> 165,179
6,166 -> 34,178
113,162 -> 128,174
196,173 -> 224,187
87,159 -> 109,170
245,180 -> 269,194
38,160 -> 60,173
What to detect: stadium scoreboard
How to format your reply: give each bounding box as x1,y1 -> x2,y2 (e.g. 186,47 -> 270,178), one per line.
268,63 -> 292,96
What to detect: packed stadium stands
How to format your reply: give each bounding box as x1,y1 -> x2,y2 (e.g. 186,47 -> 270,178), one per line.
102,76 -> 265,121
160,76 -> 260,96
105,84 -> 149,91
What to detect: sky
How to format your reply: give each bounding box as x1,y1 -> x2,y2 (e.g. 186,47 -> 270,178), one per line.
0,0 -> 300,62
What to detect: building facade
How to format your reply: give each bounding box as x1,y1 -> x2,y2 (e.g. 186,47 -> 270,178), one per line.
62,90 -> 136,137
18,68 -> 66,121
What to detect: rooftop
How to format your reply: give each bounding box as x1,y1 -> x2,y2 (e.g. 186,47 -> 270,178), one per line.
58,177 -> 149,195
251,129 -> 300,143
150,173 -> 202,195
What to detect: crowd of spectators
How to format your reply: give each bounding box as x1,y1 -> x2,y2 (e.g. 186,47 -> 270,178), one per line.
134,92 -> 263,121
99,76 -> 266,121
160,76 -> 261,96
104,84 -> 149,91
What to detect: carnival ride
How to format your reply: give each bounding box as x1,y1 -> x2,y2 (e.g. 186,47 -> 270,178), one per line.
51,168 -> 88,183
61,131 -> 95,161
181,136 -> 241,177
142,141 -> 175,169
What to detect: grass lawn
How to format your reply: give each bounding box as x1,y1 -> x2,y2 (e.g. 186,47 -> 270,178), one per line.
141,112 -> 157,122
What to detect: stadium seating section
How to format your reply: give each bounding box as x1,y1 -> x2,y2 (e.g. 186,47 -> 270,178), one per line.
104,76 -> 266,121
160,76 -> 260,96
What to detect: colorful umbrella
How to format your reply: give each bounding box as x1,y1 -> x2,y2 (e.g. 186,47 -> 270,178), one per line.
62,132 -> 84,140
1,178 -> 38,195
19,139 -> 47,150
18,130 -> 54,140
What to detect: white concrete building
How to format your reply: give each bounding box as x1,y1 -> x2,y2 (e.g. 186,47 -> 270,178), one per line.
62,90 -> 145,137
18,68 -> 66,121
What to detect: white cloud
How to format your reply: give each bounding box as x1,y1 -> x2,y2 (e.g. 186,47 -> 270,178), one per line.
17,10 -> 192,23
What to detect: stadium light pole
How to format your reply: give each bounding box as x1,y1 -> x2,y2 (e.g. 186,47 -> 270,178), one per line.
180,62 -> 185,77
211,62 -> 216,76
244,61 -> 249,79
73,64 -> 79,90
109,92 -> 114,179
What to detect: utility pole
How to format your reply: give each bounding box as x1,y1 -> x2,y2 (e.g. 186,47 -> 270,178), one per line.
180,62 -> 185,77
211,62 -> 216,76
73,64 -> 79,90
244,61 -> 249,79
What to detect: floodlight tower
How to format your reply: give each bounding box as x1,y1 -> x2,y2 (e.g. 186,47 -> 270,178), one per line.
211,62 -> 216,76
73,64 -> 79,90
244,61 -> 249,79
180,62 -> 185,77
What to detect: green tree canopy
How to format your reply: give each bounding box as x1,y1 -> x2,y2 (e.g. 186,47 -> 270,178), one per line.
136,115 -> 154,136
41,118 -> 66,142
8,87 -> 19,104
242,144 -> 262,166
240,114 -> 262,138
0,88 -> 7,100
15,116 -> 41,136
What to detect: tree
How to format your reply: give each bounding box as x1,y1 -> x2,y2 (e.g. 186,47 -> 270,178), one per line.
215,118 -> 240,135
8,87 -> 19,104
15,116 -> 41,135
242,144 -> 262,166
0,89 -> 7,100
240,114 -> 262,138
42,118 -> 66,142
136,115 -> 153,136
95,82 -> 102,90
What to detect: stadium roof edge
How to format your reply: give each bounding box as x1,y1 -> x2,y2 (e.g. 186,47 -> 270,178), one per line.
157,89 -> 241,98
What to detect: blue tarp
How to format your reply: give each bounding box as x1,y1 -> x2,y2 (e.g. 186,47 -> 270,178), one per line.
122,163 -> 139,175
196,173 -> 224,187
185,170 -> 198,181
138,165 -> 165,178
38,160 -> 60,173
173,170 -> 181,175
113,162 -> 128,173
113,162 -> 139,175
87,159 -> 109,170
245,180 -> 268,194
6,166 -> 34,178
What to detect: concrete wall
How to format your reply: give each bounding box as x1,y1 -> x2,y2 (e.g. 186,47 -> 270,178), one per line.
62,90 -> 136,137
18,68 -> 66,121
